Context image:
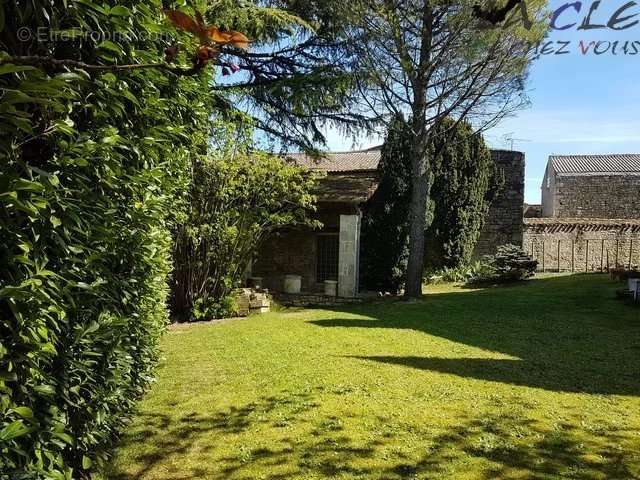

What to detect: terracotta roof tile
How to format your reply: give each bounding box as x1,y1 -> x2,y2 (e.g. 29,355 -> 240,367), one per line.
524,217 -> 640,233
286,148 -> 381,172
525,218 -> 640,226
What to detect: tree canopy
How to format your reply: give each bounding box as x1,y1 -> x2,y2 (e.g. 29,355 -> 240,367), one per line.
340,0 -> 548,296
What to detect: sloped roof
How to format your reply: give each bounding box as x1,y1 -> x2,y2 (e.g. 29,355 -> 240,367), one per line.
286,148 -> 381,173
550,154 -> 640,175
524,217 -> 640,233
315,172 -> 378,203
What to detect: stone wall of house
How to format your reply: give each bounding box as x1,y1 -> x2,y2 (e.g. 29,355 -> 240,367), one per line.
474,150 -> 526,256
252,207 -> 351,293
252,230 -> 318,293
553,174 -> 640,219
523,219 -> 640,272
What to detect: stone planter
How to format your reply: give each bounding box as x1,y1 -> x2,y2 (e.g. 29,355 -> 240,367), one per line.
324,280 -> 337,297
284,275 -> 302,294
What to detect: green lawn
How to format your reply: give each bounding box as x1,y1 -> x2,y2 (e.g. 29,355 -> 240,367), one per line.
110,275 -> 640,480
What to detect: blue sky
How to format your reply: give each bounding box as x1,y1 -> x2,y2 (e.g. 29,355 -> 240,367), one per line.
325,0 -> 640,204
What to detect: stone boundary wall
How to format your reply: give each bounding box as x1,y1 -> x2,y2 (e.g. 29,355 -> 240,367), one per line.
523,218 -> 640,272
475,150 -> 525,256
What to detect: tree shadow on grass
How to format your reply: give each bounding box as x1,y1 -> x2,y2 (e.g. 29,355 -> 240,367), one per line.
111,390 -> 640,479
347,355 -> 639,395
390,412 -> 639,480
111,275 -> 640,479
110,388 -> 381,480
109,390 -> 314,479
310,275 -> 640,395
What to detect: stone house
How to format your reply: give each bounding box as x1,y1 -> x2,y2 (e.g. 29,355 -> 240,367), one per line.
524,154 -> 640,272
251,147 -> 525,297
541,154 -> 640,218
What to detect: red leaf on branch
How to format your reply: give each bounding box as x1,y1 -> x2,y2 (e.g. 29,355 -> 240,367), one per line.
207,27 -> 250,50
164,10 -> 201,36
164,9 -> 250,50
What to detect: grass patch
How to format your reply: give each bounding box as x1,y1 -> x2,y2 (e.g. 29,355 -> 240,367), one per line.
110,274 -> 640,479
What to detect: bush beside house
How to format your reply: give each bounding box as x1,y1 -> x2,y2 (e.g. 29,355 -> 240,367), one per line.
489,244 -> 539,281
360,114 -> 412,294
170,122 -> 319,321
425,118 -> 503,270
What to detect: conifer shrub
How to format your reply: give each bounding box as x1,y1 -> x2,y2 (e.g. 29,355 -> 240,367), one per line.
488,244 -> 538,282
361,116 -> 502,292
425,118 -> 503,270
360,114 -> 412,294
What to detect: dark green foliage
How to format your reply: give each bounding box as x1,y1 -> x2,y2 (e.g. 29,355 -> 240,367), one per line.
0,0 -> 375,474
171,122 -> 319,321
488,244 -> 538,282
360,114 -> 412,293
362,116 -> 501,291
468,244 -> 538,284
0,0 -> 210,477
426,261 -> 496,285
425,119 -> 502,270
0,0 -> 377,476
204,1 -> 373,151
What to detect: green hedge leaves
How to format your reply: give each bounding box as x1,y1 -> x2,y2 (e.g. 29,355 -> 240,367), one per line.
0,0 -> 211,477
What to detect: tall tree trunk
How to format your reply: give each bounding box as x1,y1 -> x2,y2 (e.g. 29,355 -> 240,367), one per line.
404,138 -> 429,298
404,0 -> 433,298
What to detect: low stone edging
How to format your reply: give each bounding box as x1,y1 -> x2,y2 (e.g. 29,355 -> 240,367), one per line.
273,292 -> 364,307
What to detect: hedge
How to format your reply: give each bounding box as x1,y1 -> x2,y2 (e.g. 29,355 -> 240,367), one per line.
0,0 -> 210,477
